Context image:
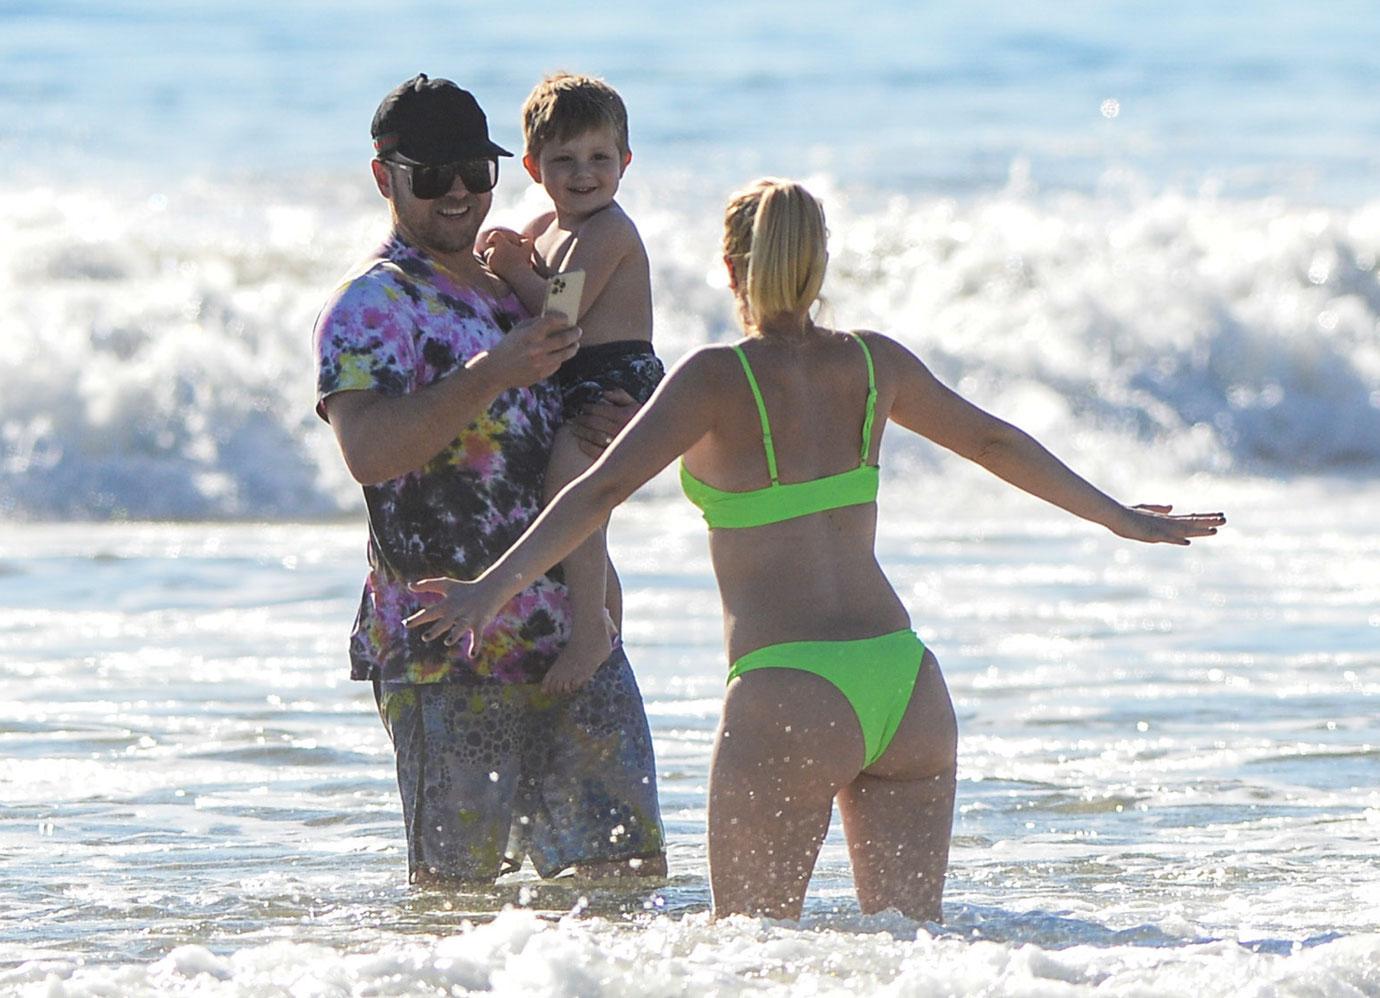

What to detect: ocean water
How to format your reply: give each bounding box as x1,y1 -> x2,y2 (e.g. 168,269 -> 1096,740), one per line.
3,2 -> 1380,995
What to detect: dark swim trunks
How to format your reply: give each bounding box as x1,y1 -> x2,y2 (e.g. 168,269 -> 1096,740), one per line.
375,645 -> 665,881
557,340 -> 664,419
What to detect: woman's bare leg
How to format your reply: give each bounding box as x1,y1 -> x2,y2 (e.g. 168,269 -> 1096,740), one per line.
707,669 -> 864,919
836,650 -> 957,921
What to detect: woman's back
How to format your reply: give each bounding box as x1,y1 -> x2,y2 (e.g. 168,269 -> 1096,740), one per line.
680,328 -> 910,658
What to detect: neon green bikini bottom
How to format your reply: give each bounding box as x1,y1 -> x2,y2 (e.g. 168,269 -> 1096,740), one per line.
727,629 -> 926,768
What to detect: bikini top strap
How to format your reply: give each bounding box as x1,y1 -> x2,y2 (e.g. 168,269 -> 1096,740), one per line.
848,332 -> 878,464
731,345 -> 780,484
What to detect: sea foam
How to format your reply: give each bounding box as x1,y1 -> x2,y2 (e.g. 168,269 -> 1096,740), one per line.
9,908 -> 1380,997
4,175 -> 1377,520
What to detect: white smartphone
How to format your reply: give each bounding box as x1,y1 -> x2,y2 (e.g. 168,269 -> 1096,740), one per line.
542,269 -> 586,319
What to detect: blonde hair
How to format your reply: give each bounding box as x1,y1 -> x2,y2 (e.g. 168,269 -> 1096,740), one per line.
521,72 -> 630,159
722,178 -> 828,333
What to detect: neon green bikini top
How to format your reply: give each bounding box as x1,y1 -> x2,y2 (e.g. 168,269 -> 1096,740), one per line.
680,333 -> 880,529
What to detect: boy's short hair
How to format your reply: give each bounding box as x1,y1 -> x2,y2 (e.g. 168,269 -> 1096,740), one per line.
521,72 -> 630,159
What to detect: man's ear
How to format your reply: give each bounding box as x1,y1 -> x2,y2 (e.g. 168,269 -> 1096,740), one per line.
620,148 -> 632,176
371,159 -> 393,199
522,153 -> 542,183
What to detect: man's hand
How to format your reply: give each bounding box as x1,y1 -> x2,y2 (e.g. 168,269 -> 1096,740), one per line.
569,388 -> 641,458
472,314 -> 581,390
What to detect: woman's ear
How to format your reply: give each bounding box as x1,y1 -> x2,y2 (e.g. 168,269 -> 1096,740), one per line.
724,254 -> 740,292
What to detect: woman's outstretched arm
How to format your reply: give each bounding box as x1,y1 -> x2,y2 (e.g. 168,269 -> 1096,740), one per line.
405,346 -> 728,651
875,333 -> 1224,545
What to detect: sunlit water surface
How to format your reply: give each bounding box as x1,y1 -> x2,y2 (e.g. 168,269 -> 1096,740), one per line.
5,2 -> 1380,992
3,477 -> 1378,995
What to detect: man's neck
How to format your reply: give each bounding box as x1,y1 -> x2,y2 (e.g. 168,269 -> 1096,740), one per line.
392,226 -> 489,290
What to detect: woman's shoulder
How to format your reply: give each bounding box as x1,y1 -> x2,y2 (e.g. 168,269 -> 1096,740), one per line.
804,327 -> 898,361
837,327 -> 893,347
839,328 -> 917,364
683,340 -> 751,362
666,340 -> 751,381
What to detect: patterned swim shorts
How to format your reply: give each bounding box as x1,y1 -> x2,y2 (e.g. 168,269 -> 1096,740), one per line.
374,645 -> 665,881
556,340 -> 664,419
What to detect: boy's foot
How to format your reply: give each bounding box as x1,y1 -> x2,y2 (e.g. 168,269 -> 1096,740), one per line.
541,636 -> 612,696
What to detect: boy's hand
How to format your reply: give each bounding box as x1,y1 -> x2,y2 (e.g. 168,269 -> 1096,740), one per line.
476,226 -> 522,258
570,389 -> 640,458
481,228 -> 535,281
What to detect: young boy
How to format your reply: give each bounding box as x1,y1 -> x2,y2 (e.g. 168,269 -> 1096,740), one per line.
481,72 -> 662,697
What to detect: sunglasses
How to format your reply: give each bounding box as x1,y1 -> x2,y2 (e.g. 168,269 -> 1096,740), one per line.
388,157 -> 499,199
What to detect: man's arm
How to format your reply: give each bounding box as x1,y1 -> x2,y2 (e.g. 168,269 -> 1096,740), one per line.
325,313 -> 580,485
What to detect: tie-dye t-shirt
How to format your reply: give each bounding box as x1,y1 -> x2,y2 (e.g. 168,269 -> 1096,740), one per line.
314,234 -> 570,686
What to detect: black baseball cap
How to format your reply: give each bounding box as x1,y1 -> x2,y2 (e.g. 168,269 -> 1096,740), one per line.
371,74 -> 513,163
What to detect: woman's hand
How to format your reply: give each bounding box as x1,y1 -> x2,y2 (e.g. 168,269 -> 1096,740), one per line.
1110,504 -> 1226,545
404,577 -> 505,655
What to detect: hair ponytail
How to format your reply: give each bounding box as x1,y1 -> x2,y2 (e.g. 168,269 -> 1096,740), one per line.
722,179 -> 827,333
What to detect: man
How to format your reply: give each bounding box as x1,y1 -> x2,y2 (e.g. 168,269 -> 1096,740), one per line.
313,74 -> 666,884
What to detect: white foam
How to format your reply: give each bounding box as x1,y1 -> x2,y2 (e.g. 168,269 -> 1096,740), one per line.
13,908 -> 1380,997
3,174 -> 1377,519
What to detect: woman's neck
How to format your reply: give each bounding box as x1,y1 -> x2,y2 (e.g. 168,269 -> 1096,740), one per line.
752,311 -> 816,340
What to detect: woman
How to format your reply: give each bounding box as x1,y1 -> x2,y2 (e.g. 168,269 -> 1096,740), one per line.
406,179 -> 1224,921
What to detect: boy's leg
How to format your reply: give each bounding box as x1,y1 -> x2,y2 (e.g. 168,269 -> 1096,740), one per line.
520,646 -> 667,879
543,425 -> 614,692
374,681 -> 527,884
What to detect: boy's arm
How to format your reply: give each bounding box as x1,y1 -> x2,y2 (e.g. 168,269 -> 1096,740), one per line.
483,214 -> 555,314
520,215 -> 555,276
551,206 -> 640,320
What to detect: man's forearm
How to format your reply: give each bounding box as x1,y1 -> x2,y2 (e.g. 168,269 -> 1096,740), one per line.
328,356 -> 508,485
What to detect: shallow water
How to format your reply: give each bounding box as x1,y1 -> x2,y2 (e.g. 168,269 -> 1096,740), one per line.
3,477 -> 1378,994
6,1 -> 1380,992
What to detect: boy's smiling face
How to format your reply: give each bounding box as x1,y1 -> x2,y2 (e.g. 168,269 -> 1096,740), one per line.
524,125 -> 630,221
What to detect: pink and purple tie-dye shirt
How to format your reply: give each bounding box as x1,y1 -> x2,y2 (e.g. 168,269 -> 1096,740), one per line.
314,234 -> 571,686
